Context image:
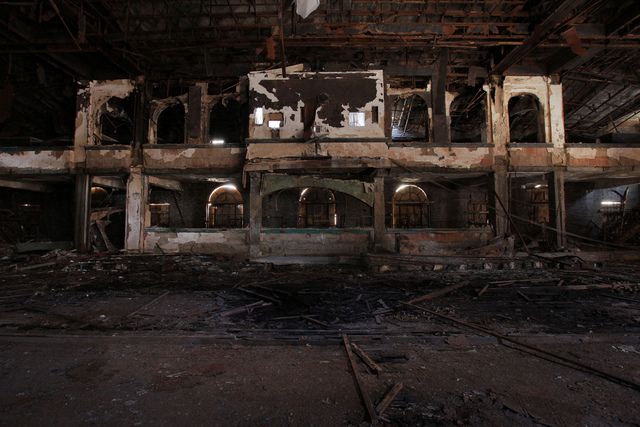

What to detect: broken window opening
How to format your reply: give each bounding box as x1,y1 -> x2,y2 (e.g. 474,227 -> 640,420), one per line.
392,184 -> 430,228
391,94 -> 429,141
207,185 -> 244,228
466,195 -> 489,227
348,111 -> 366,127
149,203 -> 171,227
450,89 -> 486,143
157,103 -> 185,144
209,96 -> 243,144
89,184 -> 125,251
99,96 -> 134,145
508,94 -> 545,143
297,188 -> 337,228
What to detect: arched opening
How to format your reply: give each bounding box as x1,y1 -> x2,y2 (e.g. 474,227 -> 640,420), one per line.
450,89 -> 486,143
207,184 -> 244,228
99,96 -> 134,145
209,97 -> 243,144
508,94 -> 545,143
393,184 -> 430,228
157,103 -> 185,144
390,94 -> 429,141
297,188 -> 337,228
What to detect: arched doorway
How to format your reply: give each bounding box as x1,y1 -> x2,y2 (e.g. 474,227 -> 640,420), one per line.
207,185 -> 244,228
393,185 -> 430,228
450,89 -> 486,143
508,94 -> 545,143
157,103 -> 185,144
297,188 -> 337,228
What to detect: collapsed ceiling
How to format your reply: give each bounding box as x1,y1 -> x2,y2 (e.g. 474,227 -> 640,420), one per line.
0,0 -> 639,141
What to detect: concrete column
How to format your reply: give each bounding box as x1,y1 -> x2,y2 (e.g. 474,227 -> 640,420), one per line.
373,176 -> 386,251
125,167 -> 149,252
547,167 -> 567,248
492,164 -> 510,237
249,172 -> 262,258
74,173 -> 91,252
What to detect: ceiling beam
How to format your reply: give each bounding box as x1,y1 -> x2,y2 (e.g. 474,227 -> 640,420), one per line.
148,176 -> 183,192
0,179 -> 53,193
491,0 -> 594,75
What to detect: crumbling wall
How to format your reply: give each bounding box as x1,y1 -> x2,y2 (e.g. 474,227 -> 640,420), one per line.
248,69 -> 385,140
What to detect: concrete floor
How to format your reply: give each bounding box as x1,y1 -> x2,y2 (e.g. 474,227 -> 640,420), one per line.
0,254 -> 639,425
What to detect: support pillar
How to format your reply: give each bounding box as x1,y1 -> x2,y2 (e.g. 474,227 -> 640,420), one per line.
547,167 -> 567,248
125,167 -> 148,252
73,173 -> 91,252
492,164 -> 510,237
432,47 -> 450,143
373,175 -> 385,251
249,172 -> 263,259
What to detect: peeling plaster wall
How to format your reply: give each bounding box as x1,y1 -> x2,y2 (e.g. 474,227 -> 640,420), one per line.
259,229 -> 371,256
566,146 -> 640,167
381,229 -> 493,255
247,143 -> 493,169
143,146 -> 245,172
144,229 -> 248,255
248,70 -> 385,140
85,147 -> 132,172
0,149 -> 72,174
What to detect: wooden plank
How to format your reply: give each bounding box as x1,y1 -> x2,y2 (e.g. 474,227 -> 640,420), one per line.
375,382 -> 403,417
405,282 -> 468,305
126,291 -> 170,318
342,334 -> 377,423
351,342 -> 383,374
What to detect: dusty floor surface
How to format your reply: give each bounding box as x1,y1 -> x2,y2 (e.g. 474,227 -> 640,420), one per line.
0,253 -> 639,426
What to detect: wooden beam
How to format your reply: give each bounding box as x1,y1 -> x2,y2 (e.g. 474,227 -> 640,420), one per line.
92,176 -> 126,189
0,179 -> 53,193
491,0 -> 593,75
148,176 -> 183,192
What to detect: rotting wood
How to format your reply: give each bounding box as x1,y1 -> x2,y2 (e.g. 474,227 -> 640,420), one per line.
517,291 -> 531,302
401,302 -> 640,393
376,382 -> 403,417
405,282 -> 469,305
351,342 -> 383,375
301,315 -> 330,328
17,262 -> 58,272
342,334 -> 377,424
236,287 -> 282,305
219,301 -> 273,317
126,291 -> 170,318
477,284 -> 490,296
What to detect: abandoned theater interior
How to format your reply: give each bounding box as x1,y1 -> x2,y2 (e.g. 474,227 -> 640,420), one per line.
1,0 -> 640,425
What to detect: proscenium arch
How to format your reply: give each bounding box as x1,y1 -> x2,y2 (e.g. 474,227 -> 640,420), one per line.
507,93 -> 545,143
206,184 -> 244,228
261,174 -> 375,207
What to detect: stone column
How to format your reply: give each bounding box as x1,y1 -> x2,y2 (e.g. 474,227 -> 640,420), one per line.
249,172 -> 262,259
547,167 -> 567,248
125,166 -> 148,252
373,175 -> 386,251
74,173 -> 91,252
